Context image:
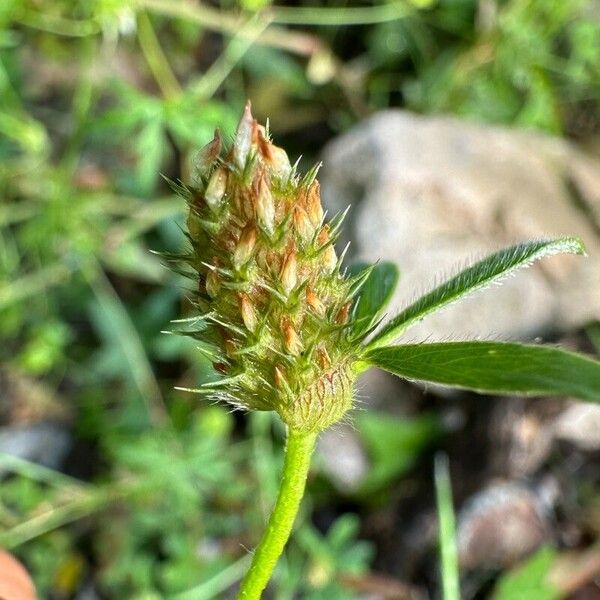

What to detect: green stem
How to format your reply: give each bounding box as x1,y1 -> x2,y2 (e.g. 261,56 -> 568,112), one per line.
237,428 -> 317,599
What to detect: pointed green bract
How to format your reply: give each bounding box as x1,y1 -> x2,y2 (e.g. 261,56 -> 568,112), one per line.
366,238 -> 586,351
348,261 -> 399,340
365,341 -> 600,402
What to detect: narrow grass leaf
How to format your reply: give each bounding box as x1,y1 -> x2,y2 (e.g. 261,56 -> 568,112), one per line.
365,341 -> 600,402
434,454 -> 460,600
366,237 -> 585,350
173,555 -> 252,600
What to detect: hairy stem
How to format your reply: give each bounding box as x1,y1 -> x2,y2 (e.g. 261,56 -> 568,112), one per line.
237,428 -> 317,599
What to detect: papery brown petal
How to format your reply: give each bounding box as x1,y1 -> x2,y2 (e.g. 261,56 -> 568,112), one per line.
205,166 -> 227,209
280,250 -> 298,295
293,205 -> 314,242
306,287 -> 325,316
233,101 -> 254,169
239,293 -> 258,332
306,181 -> 323,225
234,225 -> 257,268
336,300 -> 352,325
256,174 -> 275,234
281,317 -> 302,356
195,129 -> 222,176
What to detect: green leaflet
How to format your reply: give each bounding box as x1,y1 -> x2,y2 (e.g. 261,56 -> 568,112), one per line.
364,341 -> 600,402
366,237 -> 585,350
348,261 -> 399,340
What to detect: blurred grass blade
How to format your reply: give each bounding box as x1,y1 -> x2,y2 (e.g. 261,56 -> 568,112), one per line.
16,9 -> 100,37
434,454 -> 460,600
137,10 -> 181,101
0,201 -> 37,226
366,237 -> 586,350
0,111 -> 49,154
188,14 -> 271,101
0,453 -> 89,490
138,0 -> 320,57
173,555 -> 251,600
270,2 -> 411,26
349,261 -> 399,340
365,342 -> 600,402
0,487 -> 119,549
85,265 -> 168,424
0,264 -> 71,310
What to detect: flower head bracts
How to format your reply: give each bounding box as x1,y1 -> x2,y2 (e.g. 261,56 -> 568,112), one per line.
171,103 -> 363,433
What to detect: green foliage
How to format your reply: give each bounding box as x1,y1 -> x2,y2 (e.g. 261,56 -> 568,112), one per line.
365,341 -> 600,402
402,0 -> 600,133
0,408 -> 255,598
367,238 -> 586,350
355,411 -> 440,495
494,547 -> 560,600
290,515 -> 374,599
96,411 -> 240,596
1,0 -> 598,597
349,262 -> 399,340
357,236 -> 598,411
92,83 -> 236,196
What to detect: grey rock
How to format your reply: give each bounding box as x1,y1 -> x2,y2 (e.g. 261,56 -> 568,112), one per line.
488,398 -> 555,478
321,111 -> 600,342
553,402 -> 600,451
75,585 -> 101,600
317,424 -> 368,493
0,423 -> 71,472
456,480 -> 555,570
354,368 -> 414,412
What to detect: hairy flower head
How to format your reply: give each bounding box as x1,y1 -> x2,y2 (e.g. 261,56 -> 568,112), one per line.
170,103 -> 367,433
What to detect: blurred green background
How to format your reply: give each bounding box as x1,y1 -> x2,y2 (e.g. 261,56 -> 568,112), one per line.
1,1 -> 599,598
